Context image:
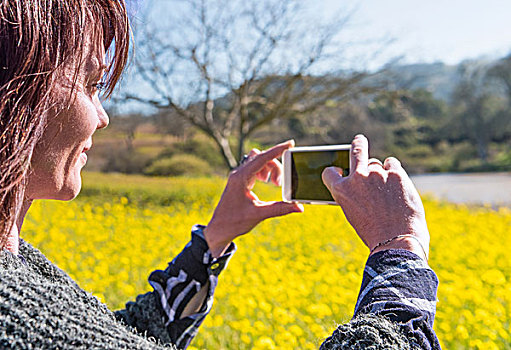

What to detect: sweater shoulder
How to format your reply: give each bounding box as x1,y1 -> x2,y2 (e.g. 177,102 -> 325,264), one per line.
320,314 -> 415,350
16,238 -> 77,286
0,241 -> 175,349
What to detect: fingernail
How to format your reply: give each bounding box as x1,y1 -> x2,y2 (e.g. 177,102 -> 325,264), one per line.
296,203 -> 304,212
285,139 -> 295,147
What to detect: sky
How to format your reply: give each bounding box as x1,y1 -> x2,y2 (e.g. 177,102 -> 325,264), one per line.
115,0 -> 511,113
131,0 -> 511,68
319,0 -> 511,68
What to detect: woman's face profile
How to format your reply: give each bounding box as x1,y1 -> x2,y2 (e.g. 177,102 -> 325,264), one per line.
25,27 -> 109,201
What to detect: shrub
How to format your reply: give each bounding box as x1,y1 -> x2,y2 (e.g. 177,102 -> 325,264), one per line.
101,149 -> 152,174
157,135 -> 226,169
143,154 -> 212,177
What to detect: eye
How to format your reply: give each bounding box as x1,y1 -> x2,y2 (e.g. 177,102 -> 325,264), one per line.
91,81 -> 106,92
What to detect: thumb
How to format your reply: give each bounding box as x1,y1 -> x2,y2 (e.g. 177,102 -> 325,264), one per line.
322,166 -> 345,194
258,201 -> 304,220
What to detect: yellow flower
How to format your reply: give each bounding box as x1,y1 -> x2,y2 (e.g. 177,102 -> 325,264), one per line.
21,173 -> 511,349
253,337 -> 276,350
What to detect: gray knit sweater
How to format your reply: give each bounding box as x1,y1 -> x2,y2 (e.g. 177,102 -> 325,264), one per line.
0,239 -> 176,349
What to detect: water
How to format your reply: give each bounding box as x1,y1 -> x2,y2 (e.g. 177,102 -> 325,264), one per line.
411,172 -> 511,207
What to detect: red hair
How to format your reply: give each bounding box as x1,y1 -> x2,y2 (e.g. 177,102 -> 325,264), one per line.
0,0 -> 130,249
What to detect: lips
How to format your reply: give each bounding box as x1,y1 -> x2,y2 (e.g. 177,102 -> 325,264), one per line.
78,141 -> 92,165
82,143 -> 92,153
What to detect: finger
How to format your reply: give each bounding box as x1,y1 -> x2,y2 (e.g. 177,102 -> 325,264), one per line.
350,134 -> 369,175
254,159 -> 282,185
256,165 -> 271,182
368,157 -> 386,175
248,149 -> 260,158
267,159 -> 282,185
244,149 -> 263,187
243,148 -> 260,166
368,158 -> 383,167
321,166 -> 345,194
384,157 -> 416,189
248,149 -> 278,183
257,201 -> 304,220
383,157 -> 402,171
248,190 -> 260,202
245,139 -> 294,176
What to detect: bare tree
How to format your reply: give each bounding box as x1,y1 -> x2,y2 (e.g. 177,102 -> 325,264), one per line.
123,0 -> 369,169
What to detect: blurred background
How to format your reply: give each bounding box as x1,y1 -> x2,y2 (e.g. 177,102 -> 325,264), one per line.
90,0 -> 510,202
27,2 -> 509,349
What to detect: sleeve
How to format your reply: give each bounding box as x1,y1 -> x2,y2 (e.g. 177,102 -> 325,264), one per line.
321,249 -> 441,350
114,225 -> 236,349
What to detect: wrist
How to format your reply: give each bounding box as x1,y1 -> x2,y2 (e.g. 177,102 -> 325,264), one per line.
203,226 -> 231,259
370,235 -> 429,261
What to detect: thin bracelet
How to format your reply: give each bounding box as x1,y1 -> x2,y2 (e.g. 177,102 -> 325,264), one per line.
370,234 -> 429,262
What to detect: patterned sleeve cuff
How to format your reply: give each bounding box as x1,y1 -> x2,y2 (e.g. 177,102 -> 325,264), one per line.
147,224 -> 236,349
190,224 -> 236,277
354,249 -> 439,326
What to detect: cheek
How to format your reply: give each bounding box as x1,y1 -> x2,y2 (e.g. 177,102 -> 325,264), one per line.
40,102 -> 96,162
61,97 -> 98,140
26,94 -> 97,200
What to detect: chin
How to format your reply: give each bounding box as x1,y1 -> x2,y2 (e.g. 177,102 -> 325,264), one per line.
47,171 -> 83,201
55,186 -> 81,201
26,155 -> 85,201
57,174 -> 83,200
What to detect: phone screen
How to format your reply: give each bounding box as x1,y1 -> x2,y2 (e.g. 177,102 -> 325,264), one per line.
291,150 -> 350,201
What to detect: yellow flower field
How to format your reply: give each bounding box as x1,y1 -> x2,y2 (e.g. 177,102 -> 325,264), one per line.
21,173 -> 511,349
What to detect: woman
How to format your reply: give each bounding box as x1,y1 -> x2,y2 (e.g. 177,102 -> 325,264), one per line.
0,1 -> 302,348
1,1 -> 441,349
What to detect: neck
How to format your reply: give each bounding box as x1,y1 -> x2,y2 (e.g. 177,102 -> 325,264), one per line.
5,199 -> 32,255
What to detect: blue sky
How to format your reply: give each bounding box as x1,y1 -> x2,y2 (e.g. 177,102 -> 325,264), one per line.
320,0 -> 511,67
131,0 -> 511,68
114,0 -> 511,113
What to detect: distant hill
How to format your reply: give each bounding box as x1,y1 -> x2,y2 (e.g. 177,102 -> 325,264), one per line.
376,56 -> 508,102
382,62 -> 460,101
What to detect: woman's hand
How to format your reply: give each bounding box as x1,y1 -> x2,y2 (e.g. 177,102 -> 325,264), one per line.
204,140 -> 304,258
321,135 -> 430,260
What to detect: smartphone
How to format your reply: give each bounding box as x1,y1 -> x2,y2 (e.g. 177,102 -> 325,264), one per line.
282,144 -> 351,205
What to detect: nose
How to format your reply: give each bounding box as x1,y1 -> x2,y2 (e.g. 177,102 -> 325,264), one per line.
95,98 -> 109,130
